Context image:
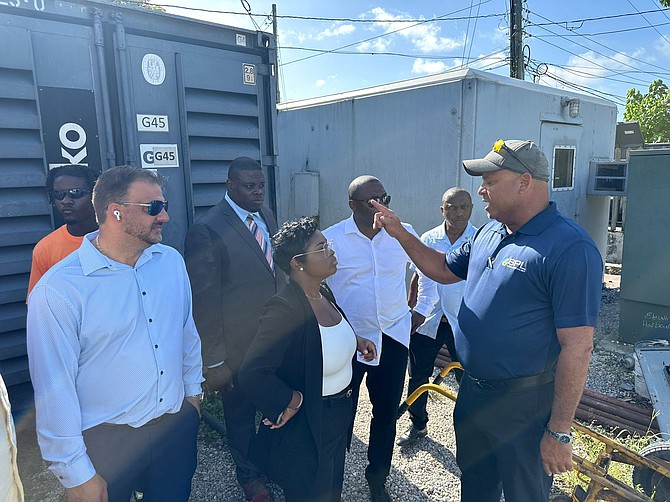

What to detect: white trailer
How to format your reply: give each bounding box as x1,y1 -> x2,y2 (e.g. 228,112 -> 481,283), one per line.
276,69 -> 617,255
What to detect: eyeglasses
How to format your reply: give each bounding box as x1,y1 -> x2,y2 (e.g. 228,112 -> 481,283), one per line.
119,200 -> 169,216
349,194 -> 391,208
292,240 -> 334,260
492,139 -> 534,174
49,188 -> 91,201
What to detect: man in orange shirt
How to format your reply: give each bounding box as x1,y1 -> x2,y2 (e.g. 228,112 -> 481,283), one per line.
27,164 -> 99,299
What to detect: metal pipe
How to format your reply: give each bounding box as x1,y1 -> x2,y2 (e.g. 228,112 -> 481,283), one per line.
580,394 -> 656,426
112,13 -> 137,166
91,8 -> 117,169
201,409 -> 227,437
575,406 -> 651,436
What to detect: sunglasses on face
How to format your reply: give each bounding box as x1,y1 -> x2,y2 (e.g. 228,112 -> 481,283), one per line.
350,194 -> 391,208
119,200 -> 169,216
49,188 -> 91,201
292,240 -> 334,260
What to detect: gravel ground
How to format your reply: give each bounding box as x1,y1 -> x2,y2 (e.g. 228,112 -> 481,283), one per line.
18,274 -> 639,502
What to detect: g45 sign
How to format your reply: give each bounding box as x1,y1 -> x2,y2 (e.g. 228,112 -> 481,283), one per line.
39,87 -> 101,170
140,144 -> 179,168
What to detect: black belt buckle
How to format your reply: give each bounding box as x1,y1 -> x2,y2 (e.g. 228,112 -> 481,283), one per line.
470,377 -> 500,391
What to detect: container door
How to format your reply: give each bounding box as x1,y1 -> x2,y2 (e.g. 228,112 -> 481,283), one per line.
540,122 -> 582,220
0,15 -> 107,409
116,34 -> 272,251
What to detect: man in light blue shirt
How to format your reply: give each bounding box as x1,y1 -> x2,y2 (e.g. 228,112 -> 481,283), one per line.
28,166 -> 203,502
398,188 -> 476,447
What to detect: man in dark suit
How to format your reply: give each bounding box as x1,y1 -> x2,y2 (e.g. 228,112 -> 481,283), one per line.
184,157 -> 282,502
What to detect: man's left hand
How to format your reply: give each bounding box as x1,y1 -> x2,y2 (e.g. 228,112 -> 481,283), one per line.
185,395 -> 201,418
410,310 -> 426,334
540,433 -> 573,475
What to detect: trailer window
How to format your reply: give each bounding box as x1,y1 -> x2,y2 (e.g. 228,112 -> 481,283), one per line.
552,146 -> 576,191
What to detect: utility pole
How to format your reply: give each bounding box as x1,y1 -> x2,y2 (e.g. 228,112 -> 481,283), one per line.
272,4 -> 280,104
509,0 -> 524,80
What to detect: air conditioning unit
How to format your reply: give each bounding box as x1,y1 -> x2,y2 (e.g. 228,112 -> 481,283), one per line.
587,161 -> 628,196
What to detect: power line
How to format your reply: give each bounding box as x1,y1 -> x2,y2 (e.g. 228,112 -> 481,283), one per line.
281,0 -> 496,67
626,0 -> 670,49
280,47 -> 472,60
530,19 -> 670,38
528,7 -> 670,27
526,10 -> 669,82
121,0 -> 504,23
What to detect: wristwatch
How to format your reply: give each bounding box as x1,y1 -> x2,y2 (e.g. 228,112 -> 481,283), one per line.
187,392 -> 204,403
545,426 -> 574,444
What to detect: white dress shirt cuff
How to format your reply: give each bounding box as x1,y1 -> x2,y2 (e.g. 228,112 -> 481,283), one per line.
184,383 -> 203,398
52,452 -> 97,489
413,301 -> 434,318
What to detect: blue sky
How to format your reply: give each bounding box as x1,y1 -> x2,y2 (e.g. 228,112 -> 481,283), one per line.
159,1 -> 670,119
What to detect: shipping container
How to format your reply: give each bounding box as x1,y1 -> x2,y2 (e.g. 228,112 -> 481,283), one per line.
276,69 -> 617,258
0,0 -> 278,410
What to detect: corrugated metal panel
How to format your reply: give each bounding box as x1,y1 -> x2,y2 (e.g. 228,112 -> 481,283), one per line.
0,25 -> 49,408
182,56 -> 263,219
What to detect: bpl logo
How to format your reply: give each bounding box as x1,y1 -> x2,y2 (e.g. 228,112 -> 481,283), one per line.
59,122 -> 88,165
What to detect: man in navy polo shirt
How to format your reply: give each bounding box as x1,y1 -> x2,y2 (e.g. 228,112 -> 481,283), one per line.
370,139 -> 603,502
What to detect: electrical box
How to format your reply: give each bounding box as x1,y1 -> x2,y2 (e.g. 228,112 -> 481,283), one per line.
587,161 -> 628,196
619,147 -> 670,343
293,172 -> 320,218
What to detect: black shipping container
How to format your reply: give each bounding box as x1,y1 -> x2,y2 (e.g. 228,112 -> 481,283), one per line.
0,0 -> 278,410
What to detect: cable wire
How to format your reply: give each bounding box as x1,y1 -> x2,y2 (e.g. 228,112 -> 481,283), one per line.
281,0 -> 497,67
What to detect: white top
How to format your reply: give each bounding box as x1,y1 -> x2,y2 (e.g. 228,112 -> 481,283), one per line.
324,215 -> 438,364
320,317 -> 357,396
415,222 -> 477,339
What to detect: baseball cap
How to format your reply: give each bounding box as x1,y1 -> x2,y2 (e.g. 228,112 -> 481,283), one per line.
462,139 -> 549,182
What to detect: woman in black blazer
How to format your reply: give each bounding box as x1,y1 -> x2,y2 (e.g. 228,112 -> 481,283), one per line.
238,217 -> 377,502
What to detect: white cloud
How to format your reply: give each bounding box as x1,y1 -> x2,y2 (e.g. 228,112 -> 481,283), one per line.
363,7 -> 464,53
315,79 -> 326,88
412,58 -> 448,74
357,38 -> 392,52
537,50 -> 645,95
653,36 -> 670,56
317,23 -> 355,40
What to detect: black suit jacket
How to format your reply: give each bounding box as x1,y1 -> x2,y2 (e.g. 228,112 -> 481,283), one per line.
238,281 -> 350,494
184,197 -> 283,370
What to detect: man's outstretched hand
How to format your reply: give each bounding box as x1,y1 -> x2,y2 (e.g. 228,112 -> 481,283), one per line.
370,199 -> 406,238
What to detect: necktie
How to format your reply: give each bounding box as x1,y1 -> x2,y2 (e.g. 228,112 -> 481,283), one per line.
246,214 -> 274,273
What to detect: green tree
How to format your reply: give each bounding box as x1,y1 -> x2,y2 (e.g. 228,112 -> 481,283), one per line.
661,0 -> 669,6
624,79 -> 670,143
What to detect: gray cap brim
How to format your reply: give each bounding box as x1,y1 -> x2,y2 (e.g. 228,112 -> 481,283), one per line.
462,154 -> 505,177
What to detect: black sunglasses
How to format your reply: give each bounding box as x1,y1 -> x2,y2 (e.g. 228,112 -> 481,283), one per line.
119,200 -> 169,216
49,188 -> 91,201
350,194 -> 391,208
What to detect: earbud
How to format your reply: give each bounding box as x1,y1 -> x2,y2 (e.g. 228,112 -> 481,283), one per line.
114,210 -> 121,221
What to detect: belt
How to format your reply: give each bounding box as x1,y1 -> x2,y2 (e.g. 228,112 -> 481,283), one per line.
467,370 -> 554,392
101,414 -> 165,428
322,387 -> 352,402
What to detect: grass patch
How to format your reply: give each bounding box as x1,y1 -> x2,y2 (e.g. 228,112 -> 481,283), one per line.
555,424 -> 656,498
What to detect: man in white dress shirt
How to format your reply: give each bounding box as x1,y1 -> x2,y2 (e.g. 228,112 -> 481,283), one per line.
323,175 -> 437,502
28,166 -> 203,502
397,188 -> 476,447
